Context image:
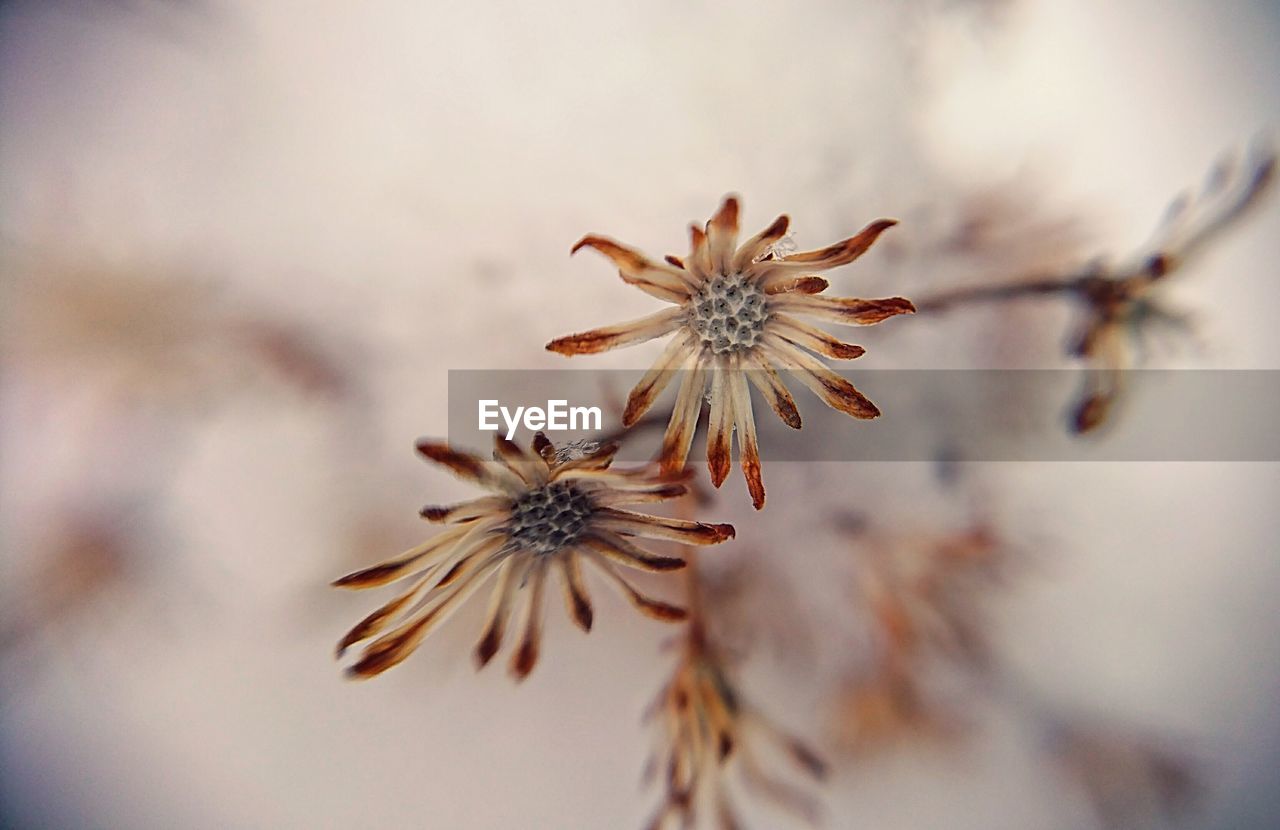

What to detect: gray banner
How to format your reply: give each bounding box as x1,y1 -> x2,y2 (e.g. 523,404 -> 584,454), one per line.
446,370 -> 1280,462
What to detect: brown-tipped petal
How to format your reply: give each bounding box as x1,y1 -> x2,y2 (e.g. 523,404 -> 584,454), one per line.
346,552 -> 504,679
583,550 -> 689,622
557,552 -> 594,632
687,223 -> 712,280
742,356 -> 803,429
596,507 -> 735,545
419,495 -> 509,524
546,306 -> 686,356
331,524 -> 471,589
784,737 -> 829,780
733,213 -> 790,273
769,313 -> 866,360
571,234 -> 696,295
659,357 -> 706,477
664,254 -> 685,269
531,431 -> 557,467
1072,388 -> 1115,434
582,531 -> 688,573
763,336 -> 879,419
473,557 -> 527,668
623,332 -> 696,427
707,195 -> 741,275
510,559 -> 549,680
762,275 -> 829,295
335,574 -> 431,657
415,440 -> 525,493
727,365 -> 766,510
762,218 -> 897,271
589,482 -> 688,506
492,434 -> 544,486
772,294 -> 916,326
706,358 -> 732,488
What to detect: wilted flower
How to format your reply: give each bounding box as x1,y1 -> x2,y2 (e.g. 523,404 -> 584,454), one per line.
918,146 -> 1275,432
333,433 -> 734,681
833,663 -> 961,756
547,196 -> 915,509
1043,720 -> 1200,829
834,521 -> 1007,755
644,621 -> 827,830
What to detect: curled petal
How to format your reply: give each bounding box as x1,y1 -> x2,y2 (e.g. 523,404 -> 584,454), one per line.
335,572 -> 434,656
596,507 -> 735,545
762,275 -> 829,295
474,556 -> 529,668
581,531 -> 688,572
557,552 -> 594,632
763,335 -> 879,419
419,495 -> 509,523
588,482 -> 688,506
624,331 -> 697,427
510,559 -> 549,680
727,363 -> 765,510
742,356 -> 802,430
751,219 -> 897,276
332,524 -> 472,589
546,306 -> 686,356
706,195 -> 741,275
571,234 -> 697,298
347,544 -> 505,678
687,223 -> 712,280
531,431 -> 557,467
772,294 -> 916,326
732,213 -> 790,273
659,356 -> 707,476
769,313 -> 866,359
415,440 -> 525,493
583,549 -> 688,622
706,357 -> 733,488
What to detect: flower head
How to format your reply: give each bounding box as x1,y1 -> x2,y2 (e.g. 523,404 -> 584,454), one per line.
547,196 -> 915,509
333,433 -> 734,681
644,626 -> 827,829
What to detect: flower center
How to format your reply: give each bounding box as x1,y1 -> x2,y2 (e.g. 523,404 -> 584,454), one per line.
688,273 -> 768,355
507,482 -> 593,555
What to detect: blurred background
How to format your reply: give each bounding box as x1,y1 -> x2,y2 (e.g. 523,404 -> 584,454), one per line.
1,1 -> 1278,828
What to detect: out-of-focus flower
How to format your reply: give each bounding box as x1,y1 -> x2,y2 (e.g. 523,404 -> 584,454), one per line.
833,663 -> 961,756
834,521 -> 1007,754
917,146 -> 1276,432
1,510 -> 143,658
1044,720 -> 1200,829
546,196 -> 914,509
643,616 -> 826,830
2,250 -> 353,410
333,433 -> 734,681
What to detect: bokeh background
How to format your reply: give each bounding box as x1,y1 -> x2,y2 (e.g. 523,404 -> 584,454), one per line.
2,1 -> 1278,828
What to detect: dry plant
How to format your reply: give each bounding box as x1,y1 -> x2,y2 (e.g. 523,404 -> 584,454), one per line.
830,512 -> 1201,828
332,433 -> 734,680
546,196 -> 914,508
642,546 -> 827,830
916,146 -> 1276,431
323,161 -> 1270,828
834,518 -> 1008,754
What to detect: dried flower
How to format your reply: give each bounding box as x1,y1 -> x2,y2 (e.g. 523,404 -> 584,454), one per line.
333,433 -> 734,681
1043,720 -> 1200,829
834,521 -> 1006,754
546,196 -> 915,509
644,624 -> 827,829
918,146 -> 1276,432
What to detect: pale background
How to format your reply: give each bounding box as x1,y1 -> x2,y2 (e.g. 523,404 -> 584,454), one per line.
2,1 -> 1278,828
